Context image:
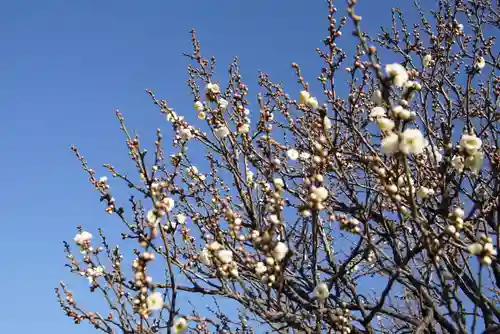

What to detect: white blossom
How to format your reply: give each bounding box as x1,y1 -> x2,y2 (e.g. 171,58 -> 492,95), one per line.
393,105 -> 411,120
176,213 -> 187,225
163,197 -> 175,212
146,292 -> 164,311
314,282 -> 330,300
417,187 -> 435,199
306,97 -> 319,109
299,152 -> 311,160
272,242 -> 288,262
299,90 -> 311,104
287,149 -> 299,161
246,170 -> 254,184
237,123 -> 250,134
194,101 -> 204,112
451,155 -> 465,172
465,151 -> 484,174
310,186 -> 328,202
179,128 -> 194,140
323,116 -> 332,129
74,231 -> 93,245
206,82 -> 220,94
187,166 -> 199,177
218,98 -> 229,111
99,176 -> 108,183
370,107 -> 387,118
381,133 -> 400,154
214,126 -> 230,139
255,262 -> 267,275
147,210 -> 160,225
459,134 -> 482,155
468,243 -> 483,255
372,89 -> 383,106
217,250 -> 233,264
173,317 -> 188,334
199,248 -> 212,266
475,56 -> 486,70
376,117 -> 395,132
423,54 -> 433,68
399,129 -> 427,154
385,63 -> 409,87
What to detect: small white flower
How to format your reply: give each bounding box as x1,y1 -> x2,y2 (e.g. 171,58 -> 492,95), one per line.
451,155 -> 465,172
465,151 -> 484,174
217,249 -> 233,264
306,97 -> 319,109
176,213 -> 187,225
314,282 -> 330,300
237,123 -> 250,134
147,210 -> 159,225
372,89 -> 383,106
194,101 -> 204,112
163,197 -> 175,212
99,176 -> 108,183
199,248 -> 212,266
475,56 -> 486,70
452,207 -> 465,218
179,128 -> 194,140
417,187 -> 434,199
173,317 -> 188,334
459,134 -> 482,155
255,262 -> 267,275
273,178 -> 284,189
468,243 -> 483,255
299,91 -> 311,104
400,129 -> 427,154
246,170 -> 254,184
287,149 -> 299,161
310,186 -> 328,202
423,54 -> 433,68
457,23 -> 464,31
146,292 -> 164,311
272,242 -> 289,262
299,152 -> 311,160
187,166 -> 199,177
385,63 -> 409,87
381,133 -> 400,154
214,126 -> 230,139
74,231 -> 93,245
376,117 -> 395,132
218,98 -> 229,111
393,105 -> 411,120
206,82 -> 220,94
323,116 -> 332,130
370,107 -> 387,118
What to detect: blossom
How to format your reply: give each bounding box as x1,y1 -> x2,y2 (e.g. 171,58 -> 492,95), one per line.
163,197 -> 175,212
199,248 -> 212,266
287,149 -> 299,161
173,317 -> 188,334
399,128 -> 427,154
423,54 -> 433,68
179,128 -> 194,140
385,63 -> 409,87
381,133 -> 400,154
392,105 -> 411,120
299,152 -> 311,160
218,98 -> 229,111
299,90 -> 311,104
372,89 -> 383,106
187,166 -> 199,177
376,117 -> 395,132
452,207 -> 465,218
246,170 -> 254,184
475,56 -> 486,70
255,262 -> 267,275
147,210 -> 160,225
217,250 -> 233,264
197,111 -> 206,120
176,213 -> 187,225
99,176 -> 108,183
465,151 -> 484,174
417,187 -> 435,199
146,292 -> 164,311
306,97 -> 319,109
459,134 -> 482,155
237,123 -> 250,134
451,155 -> 465,172
194,101 -> 204,112
214,126 -> 230,139
370,107 -> 386,118
310,186 -> 328,202
323,116 -> 332,129
468,243 -> 483,255
314,282 -> 330,300
74,231 -> 93,245
272,242 -> 289,262
206,82 -> 220,94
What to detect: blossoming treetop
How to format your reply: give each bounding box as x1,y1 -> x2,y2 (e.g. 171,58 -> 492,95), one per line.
57,0 -> 499,333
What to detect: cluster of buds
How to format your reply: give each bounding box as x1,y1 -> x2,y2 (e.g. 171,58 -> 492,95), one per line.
150,181 -> 170,197
339,215 -> 361,234
236,105 -> 251,135
446,207 -> 465,237
304,173 -> 328,211
199,242 -> 239,278
468,235 -> 497,266
311,136 -> 329,168
224,209 -> 244,237
132,252 -> 156,317
298,90 -> 319,109
83,265 -> 104,285
451,133 -> 484,174
330,306 -> 352,334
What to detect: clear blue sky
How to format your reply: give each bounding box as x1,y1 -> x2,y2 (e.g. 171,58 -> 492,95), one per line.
0,0 -> 437,332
